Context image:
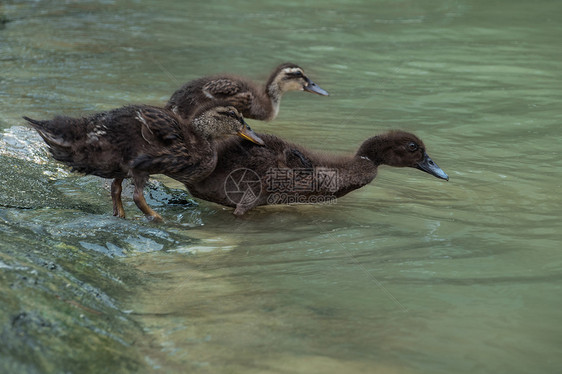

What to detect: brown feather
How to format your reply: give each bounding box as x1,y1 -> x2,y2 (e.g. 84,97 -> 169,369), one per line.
185,131 -> 447,215
23,104 -> 253,220
166,62 -> 327,121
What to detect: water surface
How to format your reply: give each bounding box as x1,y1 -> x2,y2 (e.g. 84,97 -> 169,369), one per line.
1,0 -> 561,373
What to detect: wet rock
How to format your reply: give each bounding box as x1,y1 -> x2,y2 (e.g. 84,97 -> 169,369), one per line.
0,154 -> 69,210
0,219 -> 149,373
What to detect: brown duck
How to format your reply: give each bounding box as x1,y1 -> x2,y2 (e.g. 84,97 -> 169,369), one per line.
23,103 -> 264,221
166,62 -> 329,121
185,130 -> 449,215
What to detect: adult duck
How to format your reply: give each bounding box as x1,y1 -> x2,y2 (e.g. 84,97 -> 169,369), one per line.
166,62 -> 329,121
184,130 -> 449,215
24,103 -> 264,221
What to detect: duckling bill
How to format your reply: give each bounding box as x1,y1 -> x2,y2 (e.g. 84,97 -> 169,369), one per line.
184,130 -> 448,215
416,152 -> 449,180
24,103 -> 263,221
166,62 -> 329,121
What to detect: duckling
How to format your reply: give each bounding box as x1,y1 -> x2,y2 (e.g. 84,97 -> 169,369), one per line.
23,103 -> 264,221
166,62 -> 329,121
184,130 -> 448,215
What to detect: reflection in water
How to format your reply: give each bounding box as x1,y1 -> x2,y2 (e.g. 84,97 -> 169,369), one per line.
1,0 -> 562,373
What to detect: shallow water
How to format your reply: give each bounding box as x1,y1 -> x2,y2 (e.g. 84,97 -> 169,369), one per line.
1,0 -> 562,373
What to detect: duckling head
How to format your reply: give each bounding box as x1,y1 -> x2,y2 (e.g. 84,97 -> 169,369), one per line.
358,130 -> 449,181
268,63 -> 329,96
191,103 -> 265,145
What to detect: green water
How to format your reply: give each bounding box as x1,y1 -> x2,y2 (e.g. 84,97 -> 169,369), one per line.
1,0 -> 561,373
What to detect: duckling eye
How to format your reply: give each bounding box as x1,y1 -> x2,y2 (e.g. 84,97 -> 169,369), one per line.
287,71 -> 303,79
408,142 -> 418,152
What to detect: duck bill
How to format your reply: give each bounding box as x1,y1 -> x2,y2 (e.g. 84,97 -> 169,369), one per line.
237,124 -> 265,146
416,152 -> 449,181
303,78 -> 329,96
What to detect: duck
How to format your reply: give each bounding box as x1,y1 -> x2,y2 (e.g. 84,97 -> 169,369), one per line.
165,62 -> 329,121
23,103 -> 264,221
184,130 -> 449,215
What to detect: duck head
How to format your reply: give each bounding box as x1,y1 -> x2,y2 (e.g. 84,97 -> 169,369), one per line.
268,63 -> 329,96
358,130 -> 449,181
191,103 -> 264,145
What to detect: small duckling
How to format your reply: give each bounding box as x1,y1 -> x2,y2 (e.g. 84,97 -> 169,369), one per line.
166,62 -> 329,121
185,130 -> 448,215
24,103 -> 263,221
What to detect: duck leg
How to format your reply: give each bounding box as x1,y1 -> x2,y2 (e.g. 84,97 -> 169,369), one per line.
132,173 -> 163,222
111,178 -> 126,218
234,202 -> 255,216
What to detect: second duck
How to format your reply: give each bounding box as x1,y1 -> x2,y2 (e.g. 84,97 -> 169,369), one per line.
166,62 -> 329,121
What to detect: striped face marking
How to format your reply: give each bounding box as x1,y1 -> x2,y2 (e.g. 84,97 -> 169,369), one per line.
276,67 -> 307,92
282,67 -> 305,79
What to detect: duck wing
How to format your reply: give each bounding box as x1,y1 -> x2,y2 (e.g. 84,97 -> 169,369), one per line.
202,78 -> 244,97
135,107 -> 183,145
132,108 -> 213,181
201,79 -> 253,109
285,149 -> 314,169
131,143 -> 212,183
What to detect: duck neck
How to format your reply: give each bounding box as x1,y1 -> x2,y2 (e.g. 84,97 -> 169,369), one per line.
264,69 -> 288,120
265,82 -> 282,119
191,116 -> 216,140
304,151 -> 378,199
185,115 -> 217,162
356,135 -> 388,166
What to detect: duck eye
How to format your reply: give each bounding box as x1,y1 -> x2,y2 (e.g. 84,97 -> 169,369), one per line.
408,142 -> 418,152
224,110 -> 237,118
287,71 -> 303,79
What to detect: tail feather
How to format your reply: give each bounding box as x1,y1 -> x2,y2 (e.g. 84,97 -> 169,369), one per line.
23,116 -> 72,148
22,116 -> 44,128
